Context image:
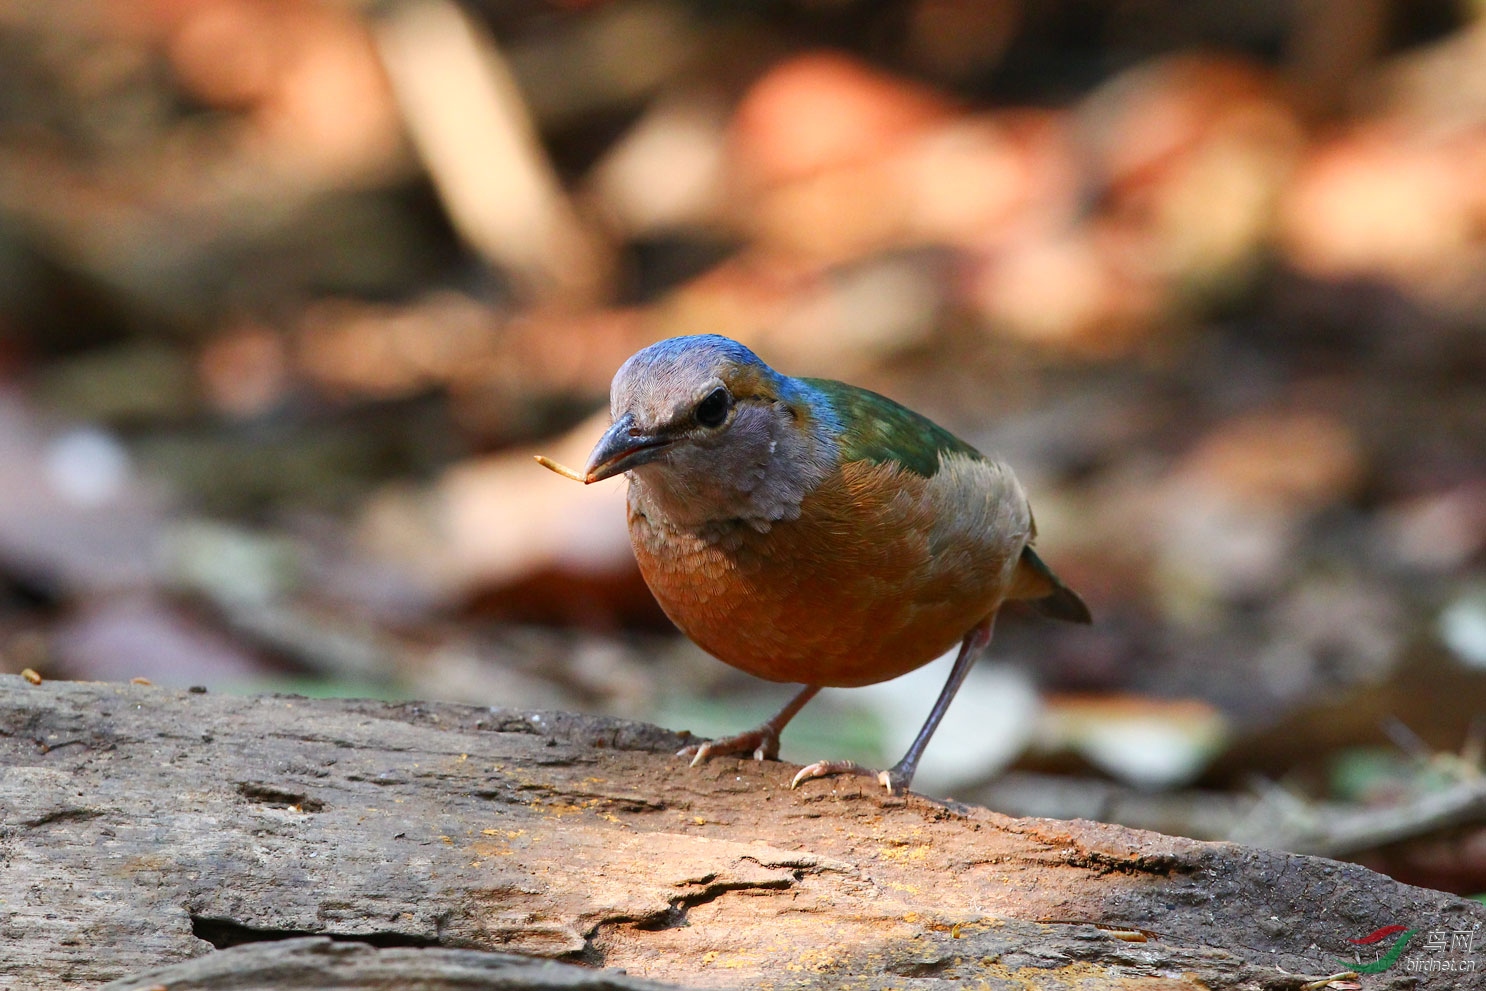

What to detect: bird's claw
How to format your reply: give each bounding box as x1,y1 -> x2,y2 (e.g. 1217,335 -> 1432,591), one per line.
789,759 -> 907,794
677,725 -> 781,766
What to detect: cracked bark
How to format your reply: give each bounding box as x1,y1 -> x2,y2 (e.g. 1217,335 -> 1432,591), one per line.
2,676 -> 1483,991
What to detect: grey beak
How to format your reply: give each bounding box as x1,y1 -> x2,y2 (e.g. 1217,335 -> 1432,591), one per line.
583,413 -> 672,483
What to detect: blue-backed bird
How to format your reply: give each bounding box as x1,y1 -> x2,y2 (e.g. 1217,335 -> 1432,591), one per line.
555,334 -> 1090,794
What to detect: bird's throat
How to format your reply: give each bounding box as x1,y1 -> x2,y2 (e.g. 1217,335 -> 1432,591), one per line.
624,409 -> 836,530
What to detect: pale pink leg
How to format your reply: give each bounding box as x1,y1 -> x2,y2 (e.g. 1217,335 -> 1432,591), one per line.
791,616 -> 996,795
678,684 -> 821,764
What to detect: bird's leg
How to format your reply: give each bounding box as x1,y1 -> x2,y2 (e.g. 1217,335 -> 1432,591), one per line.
678,684 -> 822,765
791,615 -> 996,795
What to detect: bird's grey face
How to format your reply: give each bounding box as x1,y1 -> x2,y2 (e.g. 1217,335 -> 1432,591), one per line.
583,337 -> 773,485
581,336 -> 832,526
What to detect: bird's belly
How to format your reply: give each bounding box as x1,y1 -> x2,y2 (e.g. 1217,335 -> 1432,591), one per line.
628,467 -> 1020,687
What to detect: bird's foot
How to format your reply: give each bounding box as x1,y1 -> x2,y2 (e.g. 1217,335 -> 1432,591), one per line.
677,725 -> 781,766
790,759 -> 909,795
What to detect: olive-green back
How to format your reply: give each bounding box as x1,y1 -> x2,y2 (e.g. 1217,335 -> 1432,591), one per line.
804,378 -> 983,479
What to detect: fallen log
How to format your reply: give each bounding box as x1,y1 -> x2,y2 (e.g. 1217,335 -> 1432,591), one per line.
2,676 -> 1481,990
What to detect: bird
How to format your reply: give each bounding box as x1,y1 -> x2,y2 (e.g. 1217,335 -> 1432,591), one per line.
558,334 -> 1090,794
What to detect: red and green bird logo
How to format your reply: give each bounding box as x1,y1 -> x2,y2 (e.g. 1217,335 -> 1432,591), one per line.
1341,925 -> 1417,973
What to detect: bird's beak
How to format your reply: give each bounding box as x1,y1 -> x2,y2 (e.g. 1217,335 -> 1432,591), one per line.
583,413 -> 671,483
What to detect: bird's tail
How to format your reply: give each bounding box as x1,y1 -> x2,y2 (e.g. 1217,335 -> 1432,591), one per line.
1010,545 -> 1092,624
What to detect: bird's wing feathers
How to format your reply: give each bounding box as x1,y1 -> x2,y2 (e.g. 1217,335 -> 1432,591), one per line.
804,376 -> 1035,600
805,377 -> 1089,622
802,378 -> 982,478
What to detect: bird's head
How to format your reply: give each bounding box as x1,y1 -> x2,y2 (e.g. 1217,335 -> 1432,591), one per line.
584,335 -> 784,483
583,335 -> 837,524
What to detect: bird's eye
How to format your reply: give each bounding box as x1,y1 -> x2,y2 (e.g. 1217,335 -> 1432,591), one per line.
695,387 -> 731,428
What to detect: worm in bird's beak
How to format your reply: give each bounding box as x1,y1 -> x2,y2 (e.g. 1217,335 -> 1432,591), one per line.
579,413 -> 673,483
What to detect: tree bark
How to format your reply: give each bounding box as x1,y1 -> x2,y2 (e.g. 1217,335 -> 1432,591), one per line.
2,676 -> 1481,990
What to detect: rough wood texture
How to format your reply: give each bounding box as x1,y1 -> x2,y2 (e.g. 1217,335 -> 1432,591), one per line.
3,676 -> 1482,990
98,937 -> 676,991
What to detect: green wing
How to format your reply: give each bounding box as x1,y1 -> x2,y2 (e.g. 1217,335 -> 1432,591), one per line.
804,378 -> 983,479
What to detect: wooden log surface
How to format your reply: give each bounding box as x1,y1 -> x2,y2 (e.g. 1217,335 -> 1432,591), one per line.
2,675 -> 1483,990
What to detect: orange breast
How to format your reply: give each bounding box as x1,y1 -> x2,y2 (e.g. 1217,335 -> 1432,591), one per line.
627,458 -> 1024,687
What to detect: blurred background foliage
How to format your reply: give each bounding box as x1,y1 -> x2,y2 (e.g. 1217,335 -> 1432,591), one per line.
1,0 -> 1484,897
